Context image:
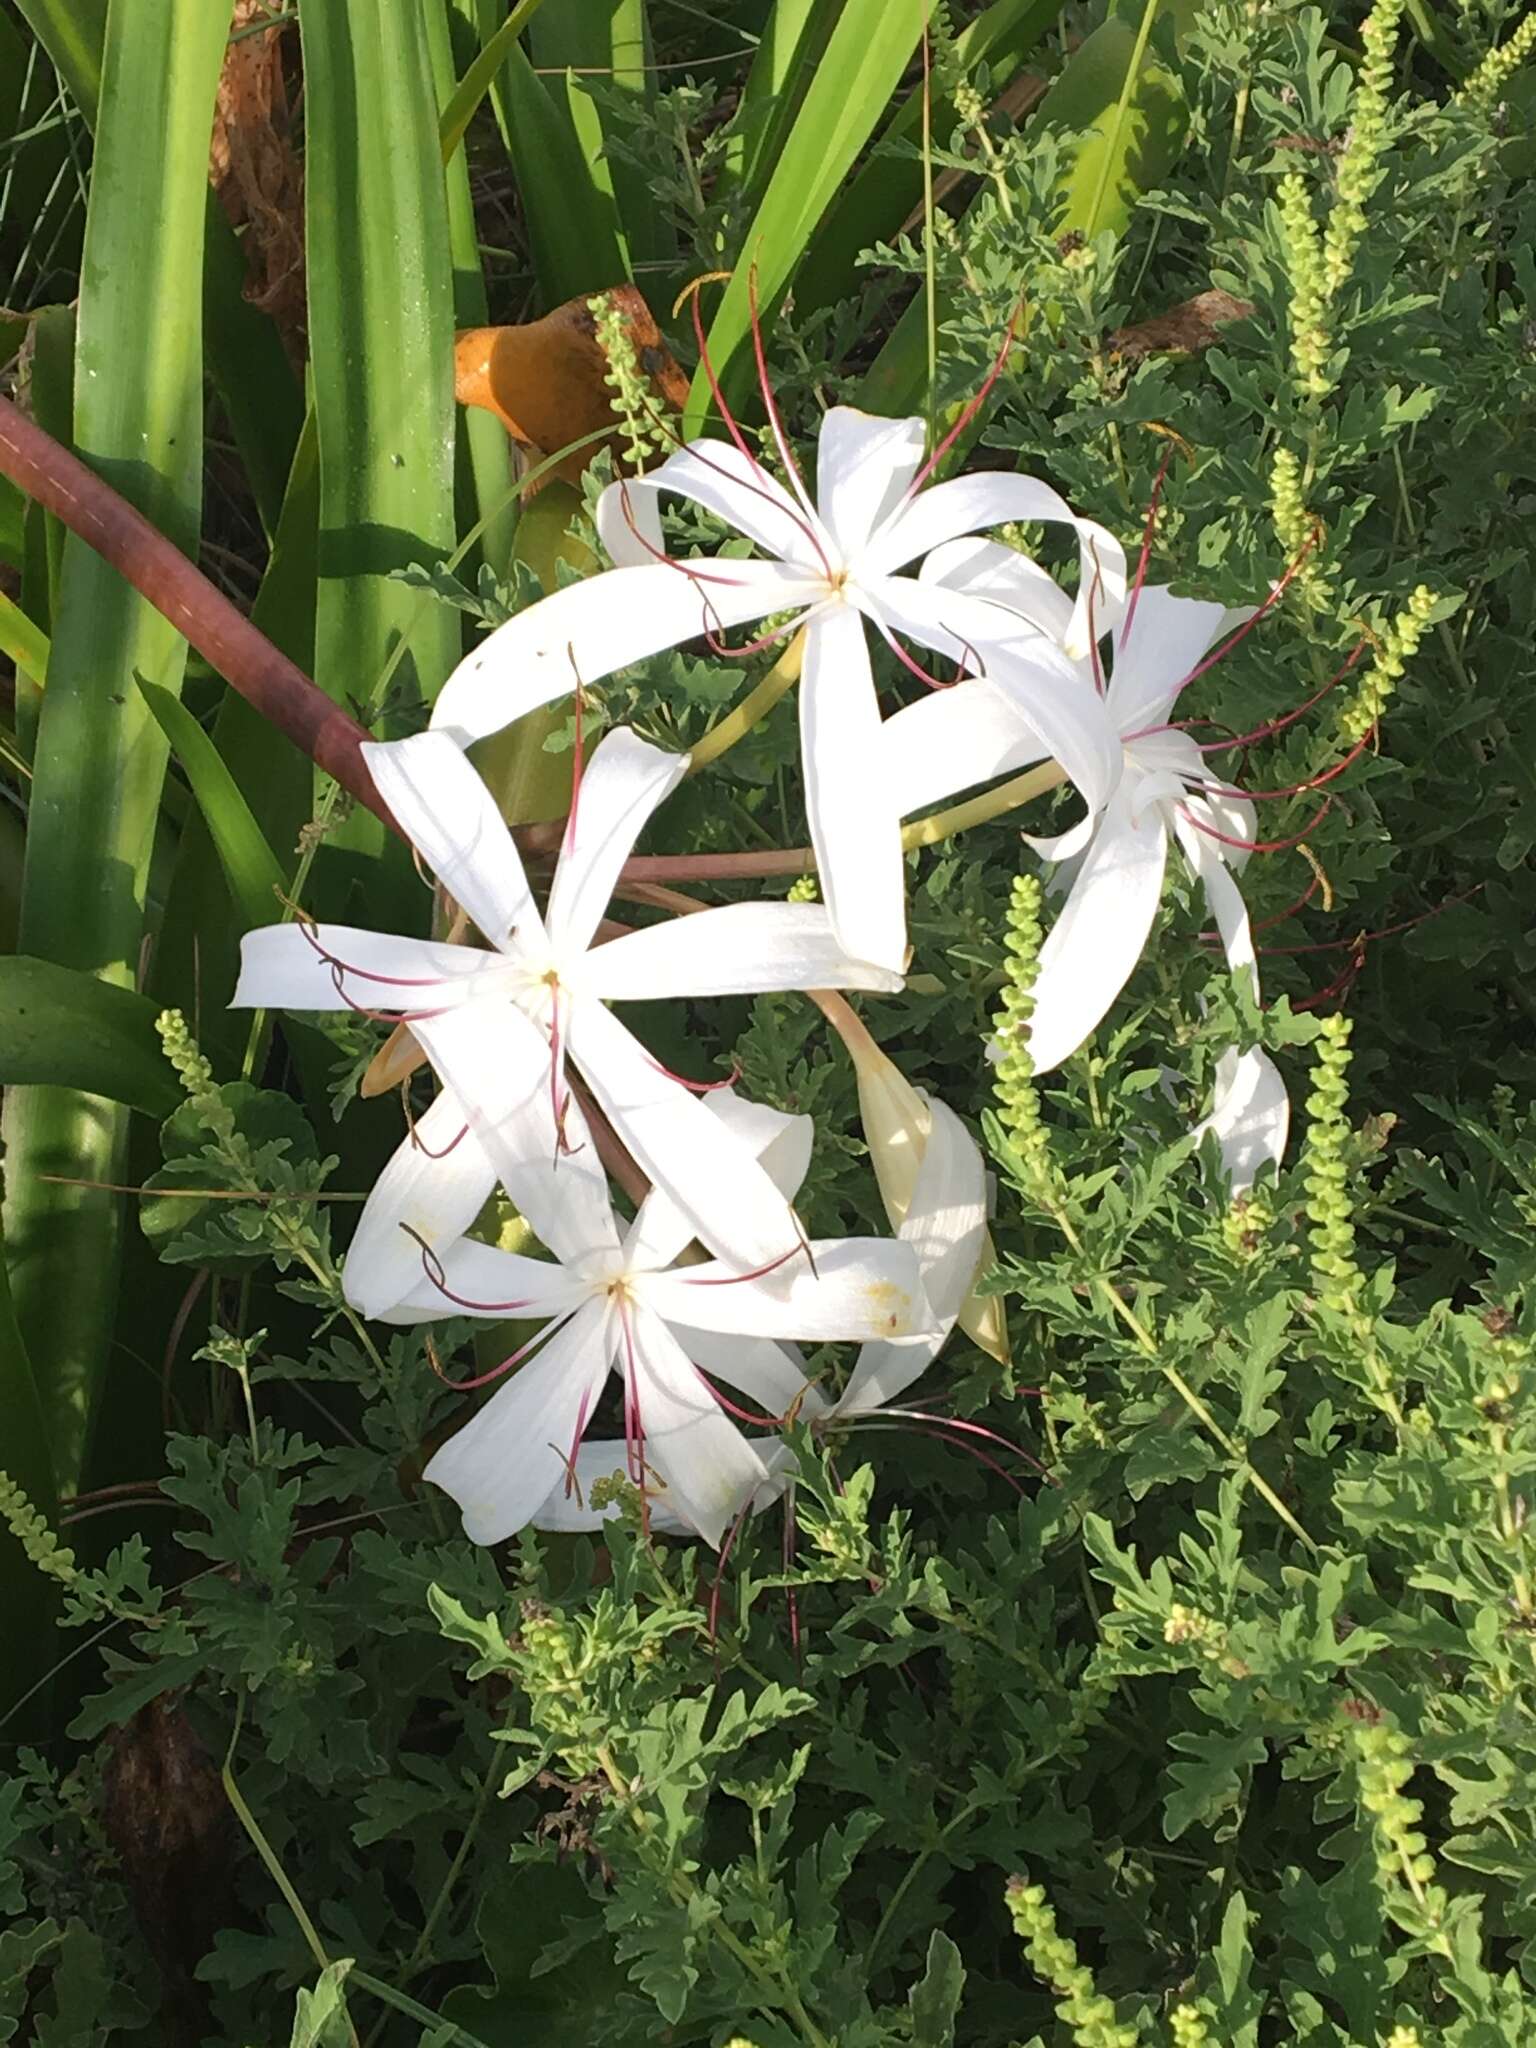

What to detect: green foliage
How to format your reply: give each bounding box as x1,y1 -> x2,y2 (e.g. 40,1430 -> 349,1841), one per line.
3,0 -> 1536,2042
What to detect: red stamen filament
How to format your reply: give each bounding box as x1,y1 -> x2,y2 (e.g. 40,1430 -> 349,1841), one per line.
1179,793 -> 1332,856
693,1364 -> 788,1429
1168,524 -> 1322,703
402,1222 -> 546,1315
1120,445 -> 1175,649
900,306 -> 1020,504
427,1312 -> 574,1393
682,1240 -> 804,1287
645,1055 -> 743,1095
747,264 -> 820,527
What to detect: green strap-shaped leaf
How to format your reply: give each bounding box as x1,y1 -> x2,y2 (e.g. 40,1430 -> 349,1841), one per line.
1046,0 -> 1190,242
140,682 -> 286,934
0,0 -> 228,1493
0,1203 -> 59,1735
298,0 -> 460,874
0,958 -> 180,1116
684,0 -> 931,433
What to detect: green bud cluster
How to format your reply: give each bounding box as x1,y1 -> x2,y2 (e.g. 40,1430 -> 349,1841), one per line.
1276,177 -> 1331,398
0,1469 -> 79,1591
1322,0 -> 1407,297
1164,1603 -> 1251,1680
786,873 -> 820,904
157,1007 -> 236,1145
992,872 -> 1053,1187
1459,8 -> 1536,114
1384,2027 -> 1423,2048
1220,1191 -> 1274,1263
1269,445 -> 1334,612
588,1471 -> 645,1523
588,291 -> 670,473
1349,1714 -> 1436,1894
1302,1015 -> 1363,1315
1005,1877 -> 1141,2048
1339,585 -> 1436,744
1170,2005 -> 1213,2048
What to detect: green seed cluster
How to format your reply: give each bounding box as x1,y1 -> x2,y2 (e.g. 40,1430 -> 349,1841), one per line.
1339,585 -> 1436,745
1170,2005 -> 1213,2048
0,1469 -> 79,1590
991,872 -> 1053,1187
1277,176 -> 1332,398
1322,0 -> 1407,296
1349,1714 -> 1436,1894
588,290 -> 670,472
1005,1877 -> 1141,2048
1460,8 -> 1536,113
1269,444 -> 1335,612
1302,1014 -> 1363,1315
1220,1190 -> 1274,1263
786,873 -> 819,904
157,1006 -> 235,1145
1384,2027 -> 1423,2048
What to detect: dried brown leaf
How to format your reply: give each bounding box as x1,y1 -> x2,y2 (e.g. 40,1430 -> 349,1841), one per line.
210,0 -> 305,365
1108,288 -> 1256,361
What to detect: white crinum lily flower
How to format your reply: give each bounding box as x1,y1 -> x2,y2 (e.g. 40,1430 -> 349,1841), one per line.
428,405 -> 1128,972
232,726 -> 900,1304
879,542 -> 1290,1187
382,1093 -> 937,1547
530,1091 -> 991,1537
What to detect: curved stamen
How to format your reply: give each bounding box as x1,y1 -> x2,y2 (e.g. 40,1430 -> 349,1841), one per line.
900,303 -> 1021,505
561,1385 -> 595,1502
702,608 -> 811,662
614,479 -> 778,590
1259,884 -> 1484,959
425,1311 -> 574,1392
1185,641 -> 1367,753
401,1085 -> 471,1160
682,1241 -> 804,1287
1196,725 -> 1373,806
1179,793 -> 1332,856
644,1056 -> 742,1096
746,263 -> 820,530
562,660 -> 585,860
856,1404 -> 1051,1481
692,1364 -> 789,1428
1168,524 -> 1323,703
871,612 -> 978,693
296,916 -> 450,990
845,1416 -> 1026,1495
401,1221 -> 546,1315
1120,443 -> 1176,649
709,1490 -> 757,1648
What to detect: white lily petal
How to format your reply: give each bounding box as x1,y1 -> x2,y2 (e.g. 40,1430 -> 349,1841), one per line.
597,442 -> 829,570
1173,806 -> 1256,980
431,558 -> 819,748
625,1090 -> 814,1272
626,1306 -> 772,1546
1027,788 -> 1170,1072
919,535 -> 1079,648
642,1236 -> 933,1344
530,1441 -> 694,1535
861,575 -> 1120,816
1192,1047 -> 1290,1193
411,1000 -> 621,1267
1024,812 -> 1097,869
587,901 -> 903,1004
878,676 -> 1046,820
817,407 -> 928,559
565,996 -> 804,1269
545,728 -> 688,956
361,733 -> 535,952
378,1231 -> 594,1325
422,1301 -> 612,1545
232,923 -> 494,1014
671,1327 -> 816,1416
799,604 -> 907,973
839,1097 -> 986,1414
343,1093 -> 498,1319
859,473 -> 1128,657
1109,587 -> 1236,735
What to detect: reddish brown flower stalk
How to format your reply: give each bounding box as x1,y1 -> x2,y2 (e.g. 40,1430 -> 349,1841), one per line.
0,393 -> 396,836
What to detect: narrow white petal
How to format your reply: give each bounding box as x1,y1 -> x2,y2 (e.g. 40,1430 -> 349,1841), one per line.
587,901 -> 903,1004
411,1000 -> 621,1267
799,605 -> 908,973
860,473 -> 1128,656
878,677 -> 1045,820
625,1306 -> 773,1546
1192,1047 -> 1290,1193
378,1232 -> 593,1326
920,535 -> 1079,647
862,575 -> 1121,817
817,408 -> 928,559
839,1096 -> 986,1414
643,1235 -> 933,1344
597,441 -> 830,569
530,1441 -> 694,1535
431,559 -> 816,748
566,997 -> 805,1269
1027,791 -> 1170,1072
423,1303 -> 611,1546
1108,587 -> 1236,735
232,923 -> 492,1014
625,1090 -> 813,1272
546,728 -> 687,957
362,733 -> 536,951
671,1327 -> 817,1417
1173,806 -> 1256,981
343,1094 -> 498,1319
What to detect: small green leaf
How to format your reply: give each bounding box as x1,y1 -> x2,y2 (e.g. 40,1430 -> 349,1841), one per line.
909,1929 -> 965,2046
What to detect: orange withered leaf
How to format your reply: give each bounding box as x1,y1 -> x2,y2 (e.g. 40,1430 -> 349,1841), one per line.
1107,288 -> 1256,362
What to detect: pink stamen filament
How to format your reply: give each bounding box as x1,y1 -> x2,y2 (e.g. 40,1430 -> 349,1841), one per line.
402,1222 -> 545,1315
681,1240 -> 805,1287
1189,641 -> 1367,753
563,1385 -> 595,1500
1168,526 -> 1322,704
702,607 -> 810,662
617,1301 -> 646,1490
1199,725 -> 1374,806
709,1490 -> 758,1649
645,1055 -> 742,1095
872,612 -> 979,693
901,306 -> 1020,504
406,1113 -> 471,1161
1179,793 -> 1332,856
427,1312 -> 573,1393
562,666 -> 585,861
746,265 -> 820,528
1120,445 -> 1176,649
692,1364 -> 788,1429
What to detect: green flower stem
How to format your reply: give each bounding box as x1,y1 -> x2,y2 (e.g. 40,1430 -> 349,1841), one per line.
687,629 -> 807,774
901,758 -> 1066,848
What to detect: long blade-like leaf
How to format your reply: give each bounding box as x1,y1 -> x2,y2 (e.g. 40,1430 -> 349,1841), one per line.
0,959 -> 183,1116
140,681 -> 286,934
684,0 -> 930,432
0,0 -> 230,1489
